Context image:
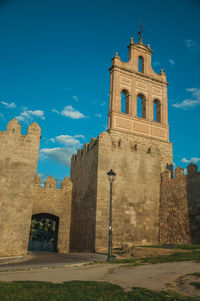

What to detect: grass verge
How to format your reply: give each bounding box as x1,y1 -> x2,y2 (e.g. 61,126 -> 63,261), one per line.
190,282 -> 200,289
132,245 -> 200,250
0,281 -> 198,301
111,250 -> 200,265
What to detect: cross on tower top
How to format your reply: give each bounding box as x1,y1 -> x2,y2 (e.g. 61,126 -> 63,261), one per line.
137,17 -> 143,43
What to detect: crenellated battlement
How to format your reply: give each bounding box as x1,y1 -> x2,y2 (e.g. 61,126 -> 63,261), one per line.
161,163 -> 200,182
71,137 -> 98,165
160,163 -> 200,245
71,128 -> 173,176
35,174 -> 72,191
0,119 -> 42,256
0,118 -> 41,139
0,119 -> 41,168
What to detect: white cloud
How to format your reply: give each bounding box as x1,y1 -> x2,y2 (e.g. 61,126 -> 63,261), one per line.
52,109 -> 59,114
100,102 -> 106,106
169,59 -> 175,65
40,147 -> 75,166
73,95 -> 79,102
94,114 -> 102,118
61,106 -> 86,119
16,109 -> 45,122
29,110 -> 45,118
43,133 -> 85,166
181,157 -> 200,164
0,112 -> 4,119
1,101 -> 16,109
54,134 -> 84,147
152,60 -> 161,67
52,105 -> 86,119
74,134 -> 84,138
172,88 -> 200,109
184,39 -> 198,52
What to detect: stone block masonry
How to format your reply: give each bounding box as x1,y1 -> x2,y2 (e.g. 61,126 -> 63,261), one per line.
70,138 -> 98,252
33,175 -> 72,253
2,37 -> 200,257
70,128 -> 173,253
160,163 -> 200,244
0,119 -> 72,256
0,119 -> 41,256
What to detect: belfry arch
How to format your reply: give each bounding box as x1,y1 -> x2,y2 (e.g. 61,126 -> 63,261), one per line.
121,89 -> 129,114
153,99 -> 161,123
137,93 -> 146,119
138,56 -> 144,73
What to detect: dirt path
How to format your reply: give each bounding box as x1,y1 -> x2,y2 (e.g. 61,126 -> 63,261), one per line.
0,261 -> 200,297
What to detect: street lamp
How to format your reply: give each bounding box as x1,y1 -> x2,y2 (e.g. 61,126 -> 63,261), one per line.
107,169 -> 116,262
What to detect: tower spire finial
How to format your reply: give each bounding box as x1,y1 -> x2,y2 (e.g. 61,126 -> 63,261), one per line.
137,16 -> 143,43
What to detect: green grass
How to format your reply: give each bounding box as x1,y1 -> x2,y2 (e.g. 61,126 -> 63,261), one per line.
190,282 -> 200,289
188,272 -> 200,278
111,250 -> 200,265
134,245 -> 200,250
0,281 -> 197,301
175,245 -> 200,250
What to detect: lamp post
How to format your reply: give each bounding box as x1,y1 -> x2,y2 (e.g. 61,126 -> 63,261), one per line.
107,169 -> 116,262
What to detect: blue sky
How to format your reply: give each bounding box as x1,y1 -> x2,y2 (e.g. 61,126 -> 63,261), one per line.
0,0 -> 199,184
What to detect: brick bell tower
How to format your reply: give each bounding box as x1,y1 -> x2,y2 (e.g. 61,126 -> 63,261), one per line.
70,36 -> 173,253
108,36 -> 170,149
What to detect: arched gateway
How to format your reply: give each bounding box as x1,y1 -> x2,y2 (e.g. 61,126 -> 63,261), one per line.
28,213 -> 59,252
31,175 -> 72,253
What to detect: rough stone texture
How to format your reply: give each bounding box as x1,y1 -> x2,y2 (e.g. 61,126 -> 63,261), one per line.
1,38 -> 200,257
70,128 -> 173,253
160,164 -> 200,244
33,175 -> 72,253
70,139 -> 98,252
0,119 -> 72,256
70,39 -> 173,253
0,119 -> 41,256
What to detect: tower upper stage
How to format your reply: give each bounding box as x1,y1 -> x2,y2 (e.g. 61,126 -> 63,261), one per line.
108,38 -> 170,142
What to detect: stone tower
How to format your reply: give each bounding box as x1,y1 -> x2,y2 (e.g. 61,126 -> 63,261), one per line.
70,37 -> 173,252
0,119 -> 41,256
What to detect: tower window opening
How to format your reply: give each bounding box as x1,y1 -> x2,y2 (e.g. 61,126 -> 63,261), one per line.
121,89 -> 129,114
138,56 -> 144,73
153,99 -> 161,122
137,94 -> 146,118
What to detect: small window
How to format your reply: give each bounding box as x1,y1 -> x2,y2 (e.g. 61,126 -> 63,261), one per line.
138,56 -> 144,73
137,94 -> 146,118
121,89 -> 129,114
153,99 -> 161,122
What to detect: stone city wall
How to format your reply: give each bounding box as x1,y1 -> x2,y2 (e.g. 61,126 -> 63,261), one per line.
0,119 -> 41,256
95,129 -> 163,252
33,175 -> 72,253
70,138 -> 98,252
160,163 -> 200,244
70,129 -> 173,253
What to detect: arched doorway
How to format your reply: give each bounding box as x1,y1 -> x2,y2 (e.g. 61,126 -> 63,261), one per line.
28,213 -> 59,252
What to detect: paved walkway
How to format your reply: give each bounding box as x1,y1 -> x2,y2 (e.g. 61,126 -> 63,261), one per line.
0,252 -> 107,271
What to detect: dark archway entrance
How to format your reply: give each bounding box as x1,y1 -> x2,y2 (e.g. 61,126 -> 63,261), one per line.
28,213 -> 59,252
